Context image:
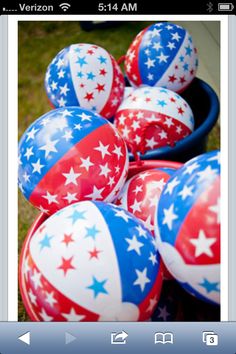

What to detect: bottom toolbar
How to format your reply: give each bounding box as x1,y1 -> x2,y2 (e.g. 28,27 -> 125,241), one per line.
0,322 -> 235,353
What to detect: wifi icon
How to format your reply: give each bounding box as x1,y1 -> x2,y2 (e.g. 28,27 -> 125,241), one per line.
59,3 -> 71,11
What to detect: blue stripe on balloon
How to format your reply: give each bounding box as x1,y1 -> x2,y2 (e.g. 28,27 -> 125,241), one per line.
93,201 -> 161,305
138,23 -> 186,85
45,46 -> 79,108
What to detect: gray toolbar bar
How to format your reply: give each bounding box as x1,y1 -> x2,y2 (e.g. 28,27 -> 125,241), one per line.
0,322 -> 235,354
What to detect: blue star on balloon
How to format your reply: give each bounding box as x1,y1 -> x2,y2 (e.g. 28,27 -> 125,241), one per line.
68,210 -> 86,224
185,45 -> 193,56
157,99 -> 167,107
85,225 -> 100,240
39,234 -> 53,251
87,71 -> 96,80
160,88 -> 168,94
76,56 -> 87,67
87,276 -> 108,298
183,63 -> 189,71
77,71 -> 84,78
199,278 -> 220,293
97,55 -> 107,64
74,47 -> 82,53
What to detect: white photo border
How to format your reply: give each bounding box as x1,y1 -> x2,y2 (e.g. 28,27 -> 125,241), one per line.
8,14 -> 228,321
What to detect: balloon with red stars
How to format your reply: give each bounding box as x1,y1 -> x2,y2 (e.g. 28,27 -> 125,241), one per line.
125,22 -> 198,93
19,201 -> 163,321
116,167 -> 177,235
45,43 -> 125,119
18,107 -> 129,215
114,86 -> 194,155
155,150 -> 220,305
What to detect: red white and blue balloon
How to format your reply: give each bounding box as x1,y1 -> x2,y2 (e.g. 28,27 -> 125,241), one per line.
18,107 -> 129,215
125,22 -> 198,92
20,201 -> 163,321
116,168 -> 177,235
45,43 -> 125,119
155,150 -> 220,305
114,86 -> 194,154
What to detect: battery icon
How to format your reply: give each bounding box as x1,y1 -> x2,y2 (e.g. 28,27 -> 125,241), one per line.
218,3 -> 234,11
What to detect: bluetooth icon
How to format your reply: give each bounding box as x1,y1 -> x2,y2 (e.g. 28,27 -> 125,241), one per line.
206,1 -> 214,12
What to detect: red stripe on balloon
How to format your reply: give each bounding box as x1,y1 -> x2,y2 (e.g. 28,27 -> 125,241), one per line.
175,176 -> 220,265
29,123 -> 127,215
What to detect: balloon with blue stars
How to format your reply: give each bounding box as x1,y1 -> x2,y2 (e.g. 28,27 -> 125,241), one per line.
45,43 -> 125,119
19,201 -> 163,321
155,150 -> 220,305
125,22 -> 198,93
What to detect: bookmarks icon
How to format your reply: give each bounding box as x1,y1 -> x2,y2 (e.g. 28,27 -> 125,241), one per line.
154,332 -> 174,344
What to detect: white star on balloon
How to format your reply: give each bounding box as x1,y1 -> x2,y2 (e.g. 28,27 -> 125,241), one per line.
42,191 -> 59,205
28,289 -> 37,306
85,185 -> 105,200
113,208 -> 131,222
57,96 -> 67,107
162,203 -> 178,230
24,146 -> 34,160
94,141 -> 111,159
99,163 -> 111,178
143,215 -> 154,232
63,192 -> 78,204
39,138 -> 59,158
157,52 -> 169,63
39,308 -> 53,321
62,308 -> 85,321
80,156 -> 94,171
146,296 -> 158,312
130,198 -> 142,213
32,159 -> 44,174
125,235 -> 144,255
59,82 -> 70,96
133,267 -> 151,292
135,224 -> 147,238
112,145 -> 123,159
145,57 -> 155,69
62,130 -> 73,141
164,177 -> 180,195
183,162 -> 200,175
178,184 -> 194,200
190,230 -> 216,258
26,127 -> 39,142
145,137 -> 158,149
31,269 -> 42,290
149,252 -> 158,266
45,291 -> 57,307
78,112 -> 92,122
62,167 -> 81,186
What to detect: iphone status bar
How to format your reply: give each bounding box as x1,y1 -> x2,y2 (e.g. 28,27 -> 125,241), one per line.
0,0 -> 235,15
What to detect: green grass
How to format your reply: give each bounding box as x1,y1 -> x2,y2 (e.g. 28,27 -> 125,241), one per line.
18,21 -> 220,321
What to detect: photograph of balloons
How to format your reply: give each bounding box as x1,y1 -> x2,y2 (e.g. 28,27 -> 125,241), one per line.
18,21 -> 220,321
